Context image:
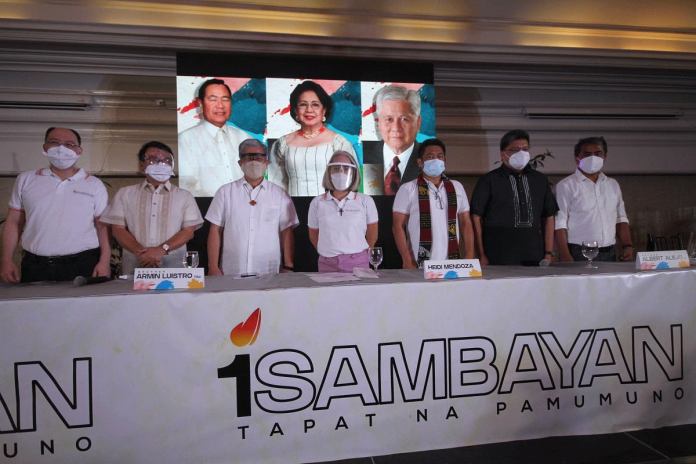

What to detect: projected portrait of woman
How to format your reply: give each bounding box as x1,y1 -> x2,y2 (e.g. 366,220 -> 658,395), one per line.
268,80 -> 358,197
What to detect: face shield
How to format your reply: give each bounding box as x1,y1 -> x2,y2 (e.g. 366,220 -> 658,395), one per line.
327,162 -> 356,191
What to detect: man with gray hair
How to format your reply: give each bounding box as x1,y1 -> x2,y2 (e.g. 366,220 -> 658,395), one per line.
364,85 -> 423,195
206,139 -> 299,276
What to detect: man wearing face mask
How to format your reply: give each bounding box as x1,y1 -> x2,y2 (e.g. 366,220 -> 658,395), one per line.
392,138 -> 474,268
0,127 -> 111,282
554,137 -> 633,262
206,139 -> 299,276
470,130 -> 559,265
99,141 -> 203,274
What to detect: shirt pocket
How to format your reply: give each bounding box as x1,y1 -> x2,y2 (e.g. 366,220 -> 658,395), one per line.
262,204 -> 280,223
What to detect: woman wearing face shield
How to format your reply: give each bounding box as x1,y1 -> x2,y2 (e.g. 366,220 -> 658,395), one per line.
307,151 -> 378,272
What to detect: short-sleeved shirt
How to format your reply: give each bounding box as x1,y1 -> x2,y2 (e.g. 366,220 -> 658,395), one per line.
307,191 -> 378,257
8,167 -> 108,256
392,177 -> 470,261
178,120 -> 248,197
470,164 -> 559,265
554,169 -> 629,247
205,178 -> 299,276
100,180 -> 204,273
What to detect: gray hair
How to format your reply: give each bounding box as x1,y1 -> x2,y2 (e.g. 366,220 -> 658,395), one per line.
322,150 -> 361,192
238,138 -> 267,159
374,85 -> 421,119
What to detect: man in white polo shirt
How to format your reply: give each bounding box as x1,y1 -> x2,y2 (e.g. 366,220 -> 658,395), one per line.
392,138 -> 475,268
0,127 -> 111,282
555,136 -> 634,262
206,139 -> 299,276
100,141 -> 204,274
178,78 -> 249,197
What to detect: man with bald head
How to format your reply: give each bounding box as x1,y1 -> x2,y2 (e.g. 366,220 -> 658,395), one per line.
1,127 -> 111,282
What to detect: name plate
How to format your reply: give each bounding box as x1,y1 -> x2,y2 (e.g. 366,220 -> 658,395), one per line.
636,251 -> 690,270
134,268 -> 205,290
424,259 -> 482,279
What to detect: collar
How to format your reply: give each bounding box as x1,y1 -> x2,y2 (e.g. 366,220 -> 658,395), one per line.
141,179 -> 172,192
243,177 -> 266,190
325,191 -> 357,201
383,142 -> 415,168
574,168 -> 606,182
499,163 -> 529,176
39,167 -> 87,181
202,119 -> 229,138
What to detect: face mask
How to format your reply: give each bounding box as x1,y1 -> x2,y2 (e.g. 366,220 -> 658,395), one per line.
422,159 -> 446,177
507,150 -> 530,170
241,160 -> 267,180
578,155 -> 604,174
145,163 -> 174,182
331,172 -> 353,191
43,145 -> 79,170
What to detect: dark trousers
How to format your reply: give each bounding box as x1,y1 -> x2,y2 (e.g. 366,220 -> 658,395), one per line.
568,243 -> 616,262
21,248 -> 101,283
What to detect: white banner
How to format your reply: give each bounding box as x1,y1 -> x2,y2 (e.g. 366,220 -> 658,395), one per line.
1,269 -> 695,463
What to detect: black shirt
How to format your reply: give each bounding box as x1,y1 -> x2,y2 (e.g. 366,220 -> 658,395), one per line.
470,164 -> 559,265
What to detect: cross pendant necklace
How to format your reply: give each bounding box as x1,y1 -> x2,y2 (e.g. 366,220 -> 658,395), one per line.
244,183 -> 261,206
250,200 -> 257,206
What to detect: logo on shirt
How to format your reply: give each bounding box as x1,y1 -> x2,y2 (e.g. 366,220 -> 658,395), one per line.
72,190 -> 95,198
230,308 -> 261,347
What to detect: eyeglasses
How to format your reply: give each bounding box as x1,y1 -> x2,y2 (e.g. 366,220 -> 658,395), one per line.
581,150 -> 605,157
144,157 -> 173,166
297,102 -> 322,111
240,153 -> 267,162
45,140 -> 79,150
505,146 -> 531,154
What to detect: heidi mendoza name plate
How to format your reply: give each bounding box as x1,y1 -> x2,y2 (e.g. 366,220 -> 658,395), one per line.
134,268 -> 205,290
423,259 -> 482,279
636,251 -> 690,270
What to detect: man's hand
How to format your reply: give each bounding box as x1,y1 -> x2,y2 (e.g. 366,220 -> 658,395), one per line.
402,258 -> 418,269
479,253 -> 490,266
619,246 -> 634,261
0,260 -> 20,282
208,266 -> 223,276
92,260 -> 111,278
136,246 -> 166,267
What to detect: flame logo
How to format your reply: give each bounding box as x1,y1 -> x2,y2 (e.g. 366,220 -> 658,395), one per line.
230,308 -> 262,347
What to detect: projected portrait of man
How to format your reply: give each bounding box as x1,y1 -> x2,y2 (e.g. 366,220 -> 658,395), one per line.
178,78 -> 257,197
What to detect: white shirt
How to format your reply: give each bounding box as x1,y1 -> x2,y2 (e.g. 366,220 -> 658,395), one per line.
393,177 -> 470,261
554,169 -> 629,247
178,120 -> 249,197
205,178 -> 299,276
382,142 -> 415,180
8,167 -> 108,256
307,191 -> 378,257
100,180 -> 204,273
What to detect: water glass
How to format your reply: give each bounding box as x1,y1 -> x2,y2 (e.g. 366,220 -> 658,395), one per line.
183,251 -> 199,269
369,247 -> 383,271
581,240 -> 599,269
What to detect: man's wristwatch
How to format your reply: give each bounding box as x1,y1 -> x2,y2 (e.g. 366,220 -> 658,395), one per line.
282,264 -> 295,271
622,244 -> 635,250
161,244 -> 170,255
545,250 -> 555,257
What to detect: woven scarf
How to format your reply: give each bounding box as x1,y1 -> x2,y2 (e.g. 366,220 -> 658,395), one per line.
417,174 -> 460,265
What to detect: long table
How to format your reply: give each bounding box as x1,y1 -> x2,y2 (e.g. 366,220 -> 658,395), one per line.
1,263 -> 695,463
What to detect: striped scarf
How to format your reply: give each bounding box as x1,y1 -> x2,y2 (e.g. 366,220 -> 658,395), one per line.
417,174 -> 460,265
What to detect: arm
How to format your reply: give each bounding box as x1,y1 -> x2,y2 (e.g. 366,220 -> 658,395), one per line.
280,226 -> 295,273
457,211 -> 475,259
207,223 -> 223,276
0,209 -> 25,282
308,227 -> 319,251
472,214 -> 489,266
616,222 -> 634,261
392,212 -> 417,269
555,228 -> 574,262
366,223 -> 378,249
92,219 -> 112,278
543,216 -> 555,260
136,225 -> 197,267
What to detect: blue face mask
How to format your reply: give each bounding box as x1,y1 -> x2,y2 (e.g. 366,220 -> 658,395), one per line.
422,159 -> 446,177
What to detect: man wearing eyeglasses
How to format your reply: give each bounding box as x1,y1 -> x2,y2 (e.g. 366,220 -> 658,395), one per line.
554,137 -> 634,262
99,141 -> 203,274
392,138 -> 474,268
0,127 -> 111,282
178,78 -> 249,197
470,130 -> 559,265
206,139 -> 299,276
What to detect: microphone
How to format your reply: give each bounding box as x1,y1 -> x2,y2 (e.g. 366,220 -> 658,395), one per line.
73,275 -> 111,287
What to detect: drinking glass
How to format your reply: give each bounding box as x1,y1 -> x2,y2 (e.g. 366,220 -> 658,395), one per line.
581,240 -> 599,269
183,251 -> 199,268
369,247 -> 383,271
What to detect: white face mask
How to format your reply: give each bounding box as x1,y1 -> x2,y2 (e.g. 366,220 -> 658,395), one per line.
331,172 -> 353,191
578,155 -> 604,174
507,150 -> 530,170
43,145 -> 79,170
241,160 -> 267,180
145,163 -> 174,182
422,159 -> 446,177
